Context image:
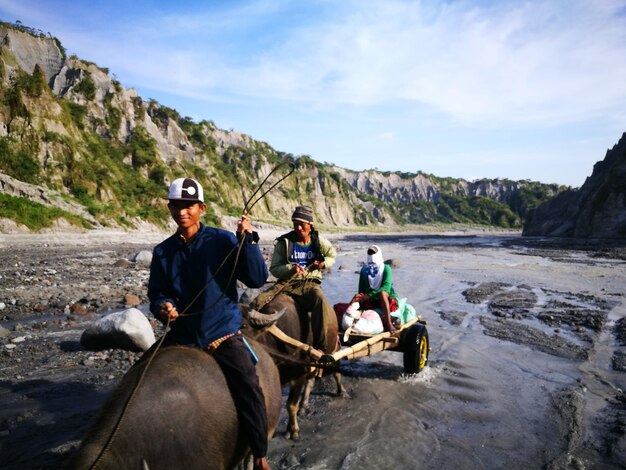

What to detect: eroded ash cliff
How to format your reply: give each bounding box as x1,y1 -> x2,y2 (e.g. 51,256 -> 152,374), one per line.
523,133 -> 626,238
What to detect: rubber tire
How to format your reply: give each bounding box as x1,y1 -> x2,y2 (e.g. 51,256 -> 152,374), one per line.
402,323 -> 429,374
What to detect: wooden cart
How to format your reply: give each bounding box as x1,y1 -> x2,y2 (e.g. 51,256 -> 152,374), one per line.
268,316 -> 429,374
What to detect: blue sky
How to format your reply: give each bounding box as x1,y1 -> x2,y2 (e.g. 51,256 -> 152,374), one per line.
1,0 -> 625,187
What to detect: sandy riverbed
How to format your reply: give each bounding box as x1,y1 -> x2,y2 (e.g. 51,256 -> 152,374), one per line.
0,229 -> 625,469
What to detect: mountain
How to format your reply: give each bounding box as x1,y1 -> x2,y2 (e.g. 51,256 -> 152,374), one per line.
0,21 -> 568,233
523,133 -> 626,238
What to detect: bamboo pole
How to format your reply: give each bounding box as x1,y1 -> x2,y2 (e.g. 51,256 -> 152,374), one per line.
266,324 -> 323,361
332,331 -> 393,361
267,316 -> 423,365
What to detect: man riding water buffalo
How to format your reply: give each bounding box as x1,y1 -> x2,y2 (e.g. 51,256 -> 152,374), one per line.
148,177 -> 272,470
251,205 -> 337,355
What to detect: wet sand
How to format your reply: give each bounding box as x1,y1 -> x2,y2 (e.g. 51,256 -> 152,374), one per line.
1,230 -> 625,469
268,234 -> 626,469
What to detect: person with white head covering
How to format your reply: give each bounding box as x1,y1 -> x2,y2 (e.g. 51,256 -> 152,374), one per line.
350,244 -> 399,332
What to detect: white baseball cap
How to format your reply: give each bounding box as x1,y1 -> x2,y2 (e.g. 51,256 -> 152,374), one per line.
167,178 -> 204,203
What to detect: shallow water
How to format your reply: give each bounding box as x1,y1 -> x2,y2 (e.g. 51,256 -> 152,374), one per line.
267,235 -> 626,469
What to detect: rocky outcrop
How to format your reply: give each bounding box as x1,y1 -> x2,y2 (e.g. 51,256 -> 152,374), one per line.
0,26 -> 65,83
336,168 -> 439,204
524,133 -> 626,238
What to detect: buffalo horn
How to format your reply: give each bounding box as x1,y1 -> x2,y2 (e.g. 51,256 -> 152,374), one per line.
247,308 -> 286,327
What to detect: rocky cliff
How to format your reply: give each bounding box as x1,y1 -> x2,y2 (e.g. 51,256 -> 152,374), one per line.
523,133 -> 626,238
0,22 -> 566,232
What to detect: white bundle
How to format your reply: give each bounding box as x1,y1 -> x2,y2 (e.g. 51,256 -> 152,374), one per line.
342,302 -> 384,334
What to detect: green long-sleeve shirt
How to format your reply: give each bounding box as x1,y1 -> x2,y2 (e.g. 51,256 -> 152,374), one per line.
358,264 -> 398,300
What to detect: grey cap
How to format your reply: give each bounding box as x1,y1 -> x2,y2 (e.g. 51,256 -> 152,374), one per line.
291,205 -> 314,224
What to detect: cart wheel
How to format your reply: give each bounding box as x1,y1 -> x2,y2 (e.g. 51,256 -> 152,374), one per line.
402,323 -> 429,373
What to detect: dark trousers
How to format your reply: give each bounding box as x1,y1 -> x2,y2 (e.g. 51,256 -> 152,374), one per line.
253,280 -> 333,352
212,334 -> 268,458
288,282 -> 332,352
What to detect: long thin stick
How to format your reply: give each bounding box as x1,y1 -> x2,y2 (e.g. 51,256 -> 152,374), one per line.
267,324 -> 323,361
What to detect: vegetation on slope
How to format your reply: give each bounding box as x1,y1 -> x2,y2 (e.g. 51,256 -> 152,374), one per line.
0,193 -> 91,230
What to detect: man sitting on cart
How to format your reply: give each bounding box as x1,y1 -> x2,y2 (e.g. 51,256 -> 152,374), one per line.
350,244 -> 399,333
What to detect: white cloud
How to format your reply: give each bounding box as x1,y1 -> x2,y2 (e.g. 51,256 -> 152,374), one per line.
376,132 -> 396,140
186,0 -> 626,127
7,0 -> 624,128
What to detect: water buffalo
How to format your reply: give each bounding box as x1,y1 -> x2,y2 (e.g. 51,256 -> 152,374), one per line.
248,293 -> 345,440
66,340 -> 281,470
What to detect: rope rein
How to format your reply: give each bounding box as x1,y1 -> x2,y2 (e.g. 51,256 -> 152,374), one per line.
252,262 -> 320,312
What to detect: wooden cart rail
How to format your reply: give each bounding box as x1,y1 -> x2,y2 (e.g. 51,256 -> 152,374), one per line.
334,317 -> 420,362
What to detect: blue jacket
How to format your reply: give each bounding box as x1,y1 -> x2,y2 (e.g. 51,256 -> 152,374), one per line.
148,223 -> 268,348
